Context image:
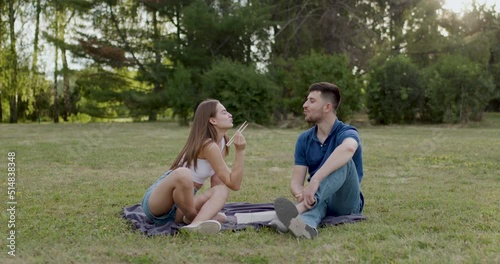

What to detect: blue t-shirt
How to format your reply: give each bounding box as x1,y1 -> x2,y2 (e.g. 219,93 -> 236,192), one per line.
294,119 -> 363,183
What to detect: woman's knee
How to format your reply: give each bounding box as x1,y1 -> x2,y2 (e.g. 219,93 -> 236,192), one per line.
171,167 -> 192,188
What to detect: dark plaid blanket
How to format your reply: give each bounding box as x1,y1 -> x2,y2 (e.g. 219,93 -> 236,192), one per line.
122,202 -> 366,236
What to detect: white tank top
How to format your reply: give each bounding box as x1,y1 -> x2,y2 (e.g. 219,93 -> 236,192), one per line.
189,138 -> 225,184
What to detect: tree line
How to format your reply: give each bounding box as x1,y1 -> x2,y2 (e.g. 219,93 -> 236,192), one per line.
1,0 -> 499,125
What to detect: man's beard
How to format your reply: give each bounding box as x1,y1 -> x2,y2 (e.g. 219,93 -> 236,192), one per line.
305,114 -> 321,123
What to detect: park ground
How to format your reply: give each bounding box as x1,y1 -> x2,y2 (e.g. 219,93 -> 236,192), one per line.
0,113 -> 499,263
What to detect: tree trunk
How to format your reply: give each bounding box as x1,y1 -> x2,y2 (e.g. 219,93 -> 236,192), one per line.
0,1 -> 3,122
32,0 -> 41,123
149,10 -> 161,122
53,53 -> 59,123
62,46 -> 70,121
61,8 -> 72,122
244,1 -> 251,64
9,96 -> 17,123
8,0 -> 18,123
53,5 -> 60,123
175,3 -> 181,49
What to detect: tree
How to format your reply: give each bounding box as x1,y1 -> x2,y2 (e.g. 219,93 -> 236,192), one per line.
202,58 -> 278,125
65,0 -> 173,121
164,63 -> 193,125
366,55 -> 424,124
66,0 -> 274,122
269,0 -> 376,69
267,0 -> 379,121
279,52 -> 362,121
75,67 -> 133,119
488,62 -> 500,111
42,0 -> 93,122
51,1 -> 61,123
7,0 -> 18,123
404,0 -> 450,67
0,0 -> 34,123
60,9 -> 74,122
0,0 -> 6,122
435,3 -> 500,113
167,0 -> 274,122
423,55 -> 495,123
31,0 -> 42,122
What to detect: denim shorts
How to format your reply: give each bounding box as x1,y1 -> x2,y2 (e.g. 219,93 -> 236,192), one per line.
141,170 -> 197,226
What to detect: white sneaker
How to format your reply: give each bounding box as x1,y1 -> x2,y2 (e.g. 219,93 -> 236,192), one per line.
181,220 -> 221,235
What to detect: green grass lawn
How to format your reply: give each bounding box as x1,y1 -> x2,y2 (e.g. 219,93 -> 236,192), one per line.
0,113 -> 499,263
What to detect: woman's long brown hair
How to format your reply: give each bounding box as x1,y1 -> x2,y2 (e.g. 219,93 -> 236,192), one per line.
170,99 -> 229,170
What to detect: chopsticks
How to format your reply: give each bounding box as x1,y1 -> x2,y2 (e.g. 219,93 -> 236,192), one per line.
226,121 -> 248,146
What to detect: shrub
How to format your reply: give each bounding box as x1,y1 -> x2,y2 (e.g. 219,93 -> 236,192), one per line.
201,59 -> 278,125
366,55 -> 424,124
283,52 -> 361,121
422,55 -> 495,123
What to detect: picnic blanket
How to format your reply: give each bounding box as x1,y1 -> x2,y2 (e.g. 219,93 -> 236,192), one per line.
122,202 -> 367,236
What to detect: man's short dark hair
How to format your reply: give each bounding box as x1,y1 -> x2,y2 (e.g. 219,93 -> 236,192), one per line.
308,82 -> 341,111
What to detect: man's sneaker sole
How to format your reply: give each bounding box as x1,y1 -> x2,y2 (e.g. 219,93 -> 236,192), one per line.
274,197 -> 299,227
289,217 -> 317,239
274,197 -> 317,239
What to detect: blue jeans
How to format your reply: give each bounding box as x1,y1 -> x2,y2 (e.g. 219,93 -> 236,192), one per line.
301,159 -> 363,228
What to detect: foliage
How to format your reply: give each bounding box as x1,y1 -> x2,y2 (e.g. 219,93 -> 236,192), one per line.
269,0 -> 376,70
201,59 -> 278,125
75,67 -> 133,118
279,52 -> 361,121
180,0 -> 272,67
366,55 -> 425,124
486,63 -> 500,111
422,55 -> 495,123
459,4 -> 499,63
0,49 -> 36,122
404,0 -> 450,67
165,63 -> 195,125
1,0 -> 499,124
266,56 -> 291,121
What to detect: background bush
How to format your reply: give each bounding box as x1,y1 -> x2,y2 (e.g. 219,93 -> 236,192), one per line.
281,52 -> 362,121
366,56 -> 425,124
202,59 -> 278,125
422,55 -> 495,123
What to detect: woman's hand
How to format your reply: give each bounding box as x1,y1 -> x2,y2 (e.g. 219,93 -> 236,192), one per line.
232,131 -> 246,151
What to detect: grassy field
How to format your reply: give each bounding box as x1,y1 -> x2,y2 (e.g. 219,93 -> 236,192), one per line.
0,113 -> 499,263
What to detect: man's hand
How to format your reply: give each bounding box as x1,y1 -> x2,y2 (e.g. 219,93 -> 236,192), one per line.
294,192 -> 304,203
302,179 -> 320,209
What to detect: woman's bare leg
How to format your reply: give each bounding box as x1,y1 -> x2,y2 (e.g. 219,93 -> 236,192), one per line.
213,212 -> 228,223
190,184 -> 229,223
148,168 -> 197,222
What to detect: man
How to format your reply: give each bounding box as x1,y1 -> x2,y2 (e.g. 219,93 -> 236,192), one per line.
273,82 -> 364,239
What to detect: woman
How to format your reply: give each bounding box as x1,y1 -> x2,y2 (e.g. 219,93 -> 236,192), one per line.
142,99 -> 246,234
